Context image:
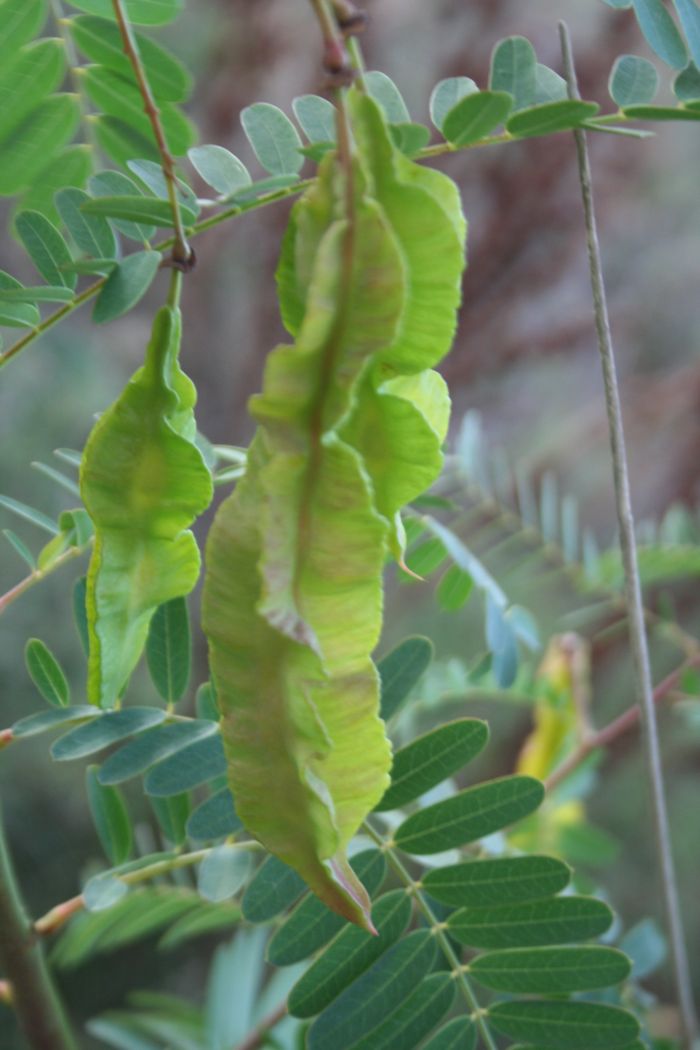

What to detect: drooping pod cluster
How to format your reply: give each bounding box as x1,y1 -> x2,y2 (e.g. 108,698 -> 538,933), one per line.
80,306 -> 213,709
202,90 -> 467,929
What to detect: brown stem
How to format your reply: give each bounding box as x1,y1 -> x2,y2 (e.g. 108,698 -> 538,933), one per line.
545,655 -> 700,792
0,816 -> 77,1050
232,1001 -> 288,1050
111,0 -> 191,266
309,0 -> 353,85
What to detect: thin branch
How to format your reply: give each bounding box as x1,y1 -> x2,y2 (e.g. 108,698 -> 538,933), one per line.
0,814 -> 77,1050
111,0 -> 191,265
546,655 -> 700,792
364,823 -> 499,1050
0,542 -> 90,617
559,21 -> 698,1049
34,842 -> 262,936
231,1001 -> 288,1050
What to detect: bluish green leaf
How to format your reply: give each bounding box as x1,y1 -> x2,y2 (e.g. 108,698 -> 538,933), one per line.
471,945 -> 631,993
448,895 -> 614,948
71,15 -> 191,100
188,144 -> 251,196
507,101 -> 600,138
436,565 -> 473,611
534,64 -> 568,104
632,0 -> 688,67
2,528 -> 35,570
378,636 -> 433,721
0,271 -> 40,328
15,210 -> 76,289
25,638 -> 70,707
89,169 -> 156,240
352,972 -> 455,1050
674,0 -> 700,63
83,872 -> 128,912
15,145 -> 91,224
185,787 -> 241,841
620,917 -> 667,979
0,39 -> 66,145
488,1000 -> 640,1049
81,196 -> 197,227
242,855 -> 306,923
145,597 -> 191,703
0,95 -> 80,196
195,682 -> 218,722
98,721 -> 217,785
490,36 -> 537,111
375,718 -> 488,811
65,0 -> 183,27
404,537 -> 448,577
241,103 -> 304,175
149,793 -> 189,846
55,187 -> 117,258
307,931 -> 436,1050
622,102 -> 700,119
292,95 -> 337,143
389,122 -> 431,157
395,775 -> 544,854
198,845 -> 253,902
421,516 -> 508,607
674,60 -> 700,98
443,91 -> 513,146
0,286 -> 74,303
0,495 -> 57,534
422,1018 -> 476,1050
423,855 -> 571,908
12,705 -> 97,738
288,890 -> 412,1019
267,850 -> 386,966
430,77 -> 478,131
73,576 -> 89,655
158,899 -> 240,950
125,160 -> 198,215
86,765 -> 133,865
609,55 -> 659,105
94,115 -> 160,170
364,71 -> 411,123
52,708 -> 166,760
145,734 -> 226,796
92,250 -> 161,323
0,0 -> 48,65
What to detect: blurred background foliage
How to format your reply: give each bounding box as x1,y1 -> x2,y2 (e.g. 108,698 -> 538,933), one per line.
1,0 -> 700,1046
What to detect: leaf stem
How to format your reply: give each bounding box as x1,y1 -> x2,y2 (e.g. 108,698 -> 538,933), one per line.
111,0 -> 191,266
364,822 -> 499,1050
545,654 -> 700,791
34,842 -> 262,936
0,542 -> 90,617
0,812 -> 77,1050
559,21 -> 698,1048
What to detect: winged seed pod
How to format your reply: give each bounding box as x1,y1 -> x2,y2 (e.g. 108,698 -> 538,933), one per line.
80,306 -> 213,708
203,90 -> 467,929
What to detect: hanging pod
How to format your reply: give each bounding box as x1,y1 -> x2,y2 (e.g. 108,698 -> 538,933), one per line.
203,90 -> 467,929
80,306 -> 213,708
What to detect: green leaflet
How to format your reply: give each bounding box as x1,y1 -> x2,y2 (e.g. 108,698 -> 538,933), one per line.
80,307 -> 213,707
203,93 -> 467,930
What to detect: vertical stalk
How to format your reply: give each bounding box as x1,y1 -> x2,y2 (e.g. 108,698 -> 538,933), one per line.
559,21 -> 698,1049
111,0 -> 191,266
0,816 -> 77,1050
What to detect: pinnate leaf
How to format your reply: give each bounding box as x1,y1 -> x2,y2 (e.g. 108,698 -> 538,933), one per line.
443,91 -> 513,145
375,718 -> 488,811
506,101 -> 600,138
92,250 -> 161,323
188,145 -> 251,196
56,187 -> 117,258
490,36 -> 537,110
186,787 -> 241,841
146,597 -> 191,703
86,765 -> 132,865
241,855 -> 305,923
24,638 -> 70,707
98,721 -> 217,785
395,774 -> 544,854
430,77 -> 478,131
241,103 -> 304,175
448,895 -> 614,948
15,211 -> 76,289
364,71 -> 411,124
378,636 -> 433,721
423,855 -> 571,908
488,1000 -> 640,1048
197,845 -> 253,902
51,708 -> 166,760
470,945 -> 631,993
145,734 -> 226,796
609,55 -> 659,105
632,0 -> 688,67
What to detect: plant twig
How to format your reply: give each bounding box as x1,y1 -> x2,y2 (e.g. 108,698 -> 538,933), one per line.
0,542 -> 90,617
111,0 -> 191,267
231,1001 -> 288,1050
0,814 -> 77,1050
546,655 -> 700,791
559,21 -> 698,1049
34,842 -> 262,936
